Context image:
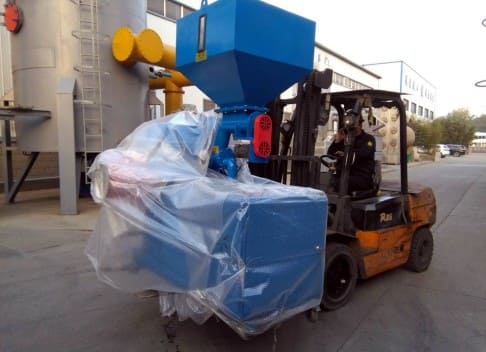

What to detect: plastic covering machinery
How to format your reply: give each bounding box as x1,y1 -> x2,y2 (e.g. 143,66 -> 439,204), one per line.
86,0 -> 327,338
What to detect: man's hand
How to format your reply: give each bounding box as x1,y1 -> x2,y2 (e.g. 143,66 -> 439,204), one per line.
334,150 -> 344,157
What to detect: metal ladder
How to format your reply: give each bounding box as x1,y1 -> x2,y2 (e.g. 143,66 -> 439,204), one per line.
72,0 -> 108,181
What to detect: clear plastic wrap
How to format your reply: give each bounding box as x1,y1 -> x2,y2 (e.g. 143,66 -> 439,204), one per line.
86,110 -> 328,337
88,110 -> 219,202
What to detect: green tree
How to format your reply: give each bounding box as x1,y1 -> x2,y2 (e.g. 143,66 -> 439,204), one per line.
472,114 -> 486,132
440,108 -> 476,145
408,117 -> 441,150
430,119 -> 444,146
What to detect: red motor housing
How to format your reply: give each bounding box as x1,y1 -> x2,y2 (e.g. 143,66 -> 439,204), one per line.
252,114 -> 272,158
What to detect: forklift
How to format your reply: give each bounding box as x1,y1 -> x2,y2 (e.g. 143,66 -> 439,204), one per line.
250,70 -> 437,311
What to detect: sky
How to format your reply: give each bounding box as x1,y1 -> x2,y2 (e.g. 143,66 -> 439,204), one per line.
188,0 -> 486,117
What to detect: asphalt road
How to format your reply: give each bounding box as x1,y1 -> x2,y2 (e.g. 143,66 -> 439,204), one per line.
1,154 -> 485,351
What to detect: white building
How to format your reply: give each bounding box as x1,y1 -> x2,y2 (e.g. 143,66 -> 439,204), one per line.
314,43 -> 380,92
363,61 -> 436,120
471,131 -> 486,151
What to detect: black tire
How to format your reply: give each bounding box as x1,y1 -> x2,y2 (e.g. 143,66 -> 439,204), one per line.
406,227 -> 434,272
453,151 -> 460,157
321,242 -> 358,311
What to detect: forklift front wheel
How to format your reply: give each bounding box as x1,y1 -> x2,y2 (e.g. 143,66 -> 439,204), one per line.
406,227 -> 434,272
321,242 -> 358,311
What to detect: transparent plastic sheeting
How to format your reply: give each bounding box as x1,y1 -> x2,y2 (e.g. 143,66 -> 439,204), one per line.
86,111 -> 327,337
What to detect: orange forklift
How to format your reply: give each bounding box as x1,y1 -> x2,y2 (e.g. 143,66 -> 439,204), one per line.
250,70 -> 437,312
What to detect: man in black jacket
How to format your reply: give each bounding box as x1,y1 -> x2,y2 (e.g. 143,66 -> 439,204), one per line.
327,118 -> 376,194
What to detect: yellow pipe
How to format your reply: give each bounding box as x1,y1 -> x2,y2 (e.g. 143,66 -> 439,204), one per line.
149,70 -> 191,114
164,80 -> 184,115
112,26 -> 193,113
112,27 -> 178,70
149,70 -> 192,89
137,28 -> 176,68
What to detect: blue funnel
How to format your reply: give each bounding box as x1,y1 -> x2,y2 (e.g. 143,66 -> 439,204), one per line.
176,0 -> 316,107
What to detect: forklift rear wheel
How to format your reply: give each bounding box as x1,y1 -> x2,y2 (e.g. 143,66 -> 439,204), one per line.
406,227 -> 434,272
321,242 -> 358,311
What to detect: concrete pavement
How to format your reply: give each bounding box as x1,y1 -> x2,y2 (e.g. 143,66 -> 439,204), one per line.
1,154 -> 485,351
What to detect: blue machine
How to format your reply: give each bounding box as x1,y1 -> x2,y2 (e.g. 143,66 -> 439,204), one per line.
135,182 -> 327,332
176,0 -> 316,177
122,0 -> 327,336
88,109 -> 328,335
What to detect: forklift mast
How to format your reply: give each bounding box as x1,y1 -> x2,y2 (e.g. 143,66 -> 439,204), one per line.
252,70 -> 409,198
250,69 -> 333,187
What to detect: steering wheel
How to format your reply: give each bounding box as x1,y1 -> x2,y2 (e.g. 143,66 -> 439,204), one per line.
319,154 -> 339,168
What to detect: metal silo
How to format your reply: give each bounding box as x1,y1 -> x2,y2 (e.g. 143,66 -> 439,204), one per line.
3,0 -> 149,214
10,0 -> 149,153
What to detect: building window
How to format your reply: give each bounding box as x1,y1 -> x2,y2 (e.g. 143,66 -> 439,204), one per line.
148,0 -> 193,19
403,99 -> 410,111
166,0 -> 181,20
343,77 -> 350,87
418,106 -> 423,116
148,0 -> 164,15
333,72 -> 344,86
331,72 -> 370,90
183,6 -> 194,17
424,108 -> 429,118
411,102 -> 417,114
430,111 -> 434,119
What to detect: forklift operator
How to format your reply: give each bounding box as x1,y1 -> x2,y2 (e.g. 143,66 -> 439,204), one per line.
327,117 -> 376,194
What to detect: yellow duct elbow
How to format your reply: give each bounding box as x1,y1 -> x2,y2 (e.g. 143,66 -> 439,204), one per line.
168,70 -> 192,87
149,70 -> 192,89
112,26 -> 192,115
112,27 -> 176,69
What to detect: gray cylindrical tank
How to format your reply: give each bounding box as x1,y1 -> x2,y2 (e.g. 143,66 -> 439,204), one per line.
11,0 -> 148,152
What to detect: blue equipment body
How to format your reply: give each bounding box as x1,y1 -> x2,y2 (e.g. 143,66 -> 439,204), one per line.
134,177 -> 327,333
88,0 -> 327,337
87,110 -> 328,336
218,193 -> 327,330
176,0 -> 316,174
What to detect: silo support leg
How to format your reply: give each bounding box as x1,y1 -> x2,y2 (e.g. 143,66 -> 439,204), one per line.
56,77 -> 78,215
1,118 -> 14,203
5,152 -> 39,204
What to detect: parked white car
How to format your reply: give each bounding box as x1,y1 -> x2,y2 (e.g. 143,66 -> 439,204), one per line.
436,144 -> 450,158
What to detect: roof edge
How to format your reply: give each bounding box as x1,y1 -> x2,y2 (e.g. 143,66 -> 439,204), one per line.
315,42 -> 381,79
